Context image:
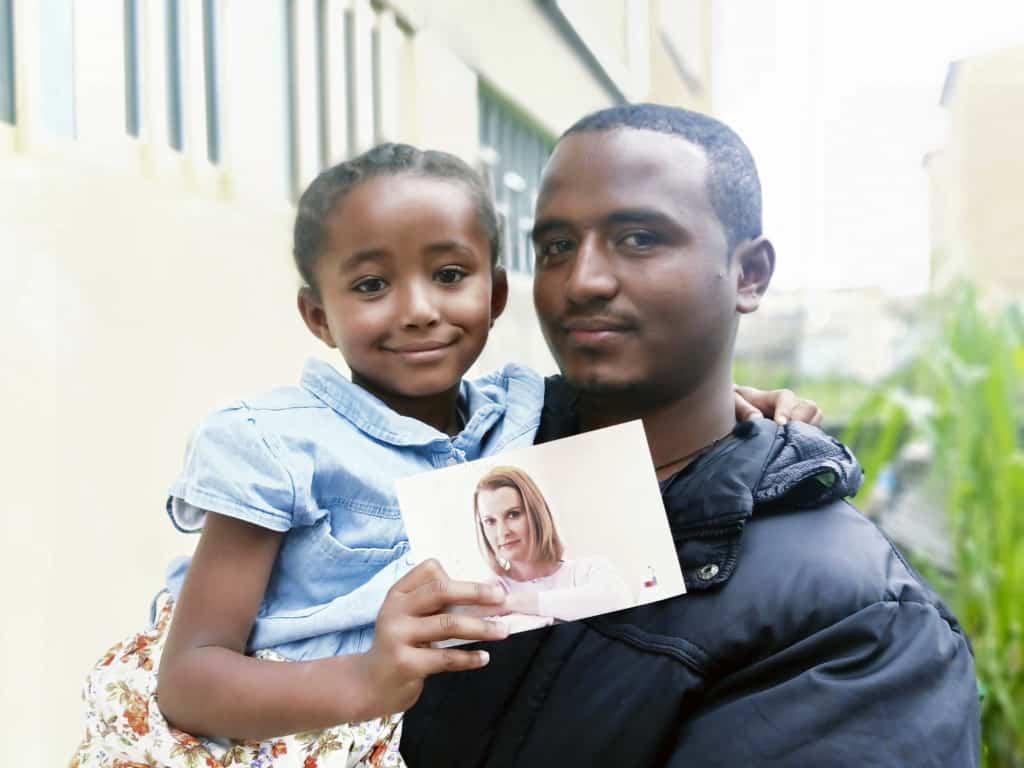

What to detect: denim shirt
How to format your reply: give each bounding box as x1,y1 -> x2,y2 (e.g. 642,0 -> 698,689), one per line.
163,357 -> 543,661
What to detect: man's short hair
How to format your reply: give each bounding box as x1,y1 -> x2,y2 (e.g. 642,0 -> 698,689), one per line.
562,103 -> 762,256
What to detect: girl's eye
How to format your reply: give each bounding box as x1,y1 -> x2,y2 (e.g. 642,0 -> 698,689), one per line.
353,277 -> 387,294
483,518 -> 495,527
621,231 -> 660,249
435,266 -> 467,285
507,509 -> 521,520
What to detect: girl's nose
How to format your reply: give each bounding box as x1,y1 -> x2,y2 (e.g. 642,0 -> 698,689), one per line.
401,281 -> 441,328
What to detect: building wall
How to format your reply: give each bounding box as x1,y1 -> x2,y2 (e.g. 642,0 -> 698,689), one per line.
648,0 -> 712,111
0,0 -> 708,759
929,44 -> 1024,305
393,0 -> 618,135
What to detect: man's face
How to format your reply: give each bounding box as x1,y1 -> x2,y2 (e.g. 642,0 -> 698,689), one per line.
532,129 -> 746,402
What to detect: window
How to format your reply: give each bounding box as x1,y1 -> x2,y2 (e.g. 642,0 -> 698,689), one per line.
343,4 -> 358,156
282,0 -> 297,198
314,0 -> 328,169
283,0 -> 331,199
0,0 -> 14,125
371,14 -> 380,143
478,86 -> 554,274
165,0 -> 183,150
123,0 -> 140,136
202,0 -> 219,162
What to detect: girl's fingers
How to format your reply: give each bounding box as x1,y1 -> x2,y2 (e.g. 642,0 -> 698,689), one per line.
790,400 -> 822,426
405,576 -> 507,616
407,613 -> 509,646
771,389 -> 797,425
733,389 -> 763,421
389,558 -> 450,595
733,384 -> 825,427
400,645 -> 492,678
734,385 -> 800,424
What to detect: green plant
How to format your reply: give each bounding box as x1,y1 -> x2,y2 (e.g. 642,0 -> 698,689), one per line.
843,284 -> 1023,766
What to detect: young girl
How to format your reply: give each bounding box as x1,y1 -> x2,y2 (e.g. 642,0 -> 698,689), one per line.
71,143 -> 817,768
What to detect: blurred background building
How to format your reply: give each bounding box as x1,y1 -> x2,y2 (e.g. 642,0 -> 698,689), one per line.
927,43 -> 1024,306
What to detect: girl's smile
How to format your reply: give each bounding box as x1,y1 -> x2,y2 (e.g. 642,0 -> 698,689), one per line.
384,338 -> 460,362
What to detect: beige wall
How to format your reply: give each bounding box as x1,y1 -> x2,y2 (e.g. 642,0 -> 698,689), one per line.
392,0 -> 617,136
929,44 -> 1024,305
2,143 -> 308,764
647,0 -> 712,111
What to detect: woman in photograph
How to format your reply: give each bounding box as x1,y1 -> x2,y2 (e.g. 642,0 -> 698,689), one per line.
472,466 -> 634,627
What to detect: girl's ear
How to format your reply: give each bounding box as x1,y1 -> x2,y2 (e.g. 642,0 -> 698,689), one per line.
297,287 -> 337,348
734,237 -> 775,315
490,266 -> 509,326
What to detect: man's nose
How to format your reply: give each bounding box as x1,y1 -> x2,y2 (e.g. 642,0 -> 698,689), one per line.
564,234 -> 619,305
400,281 -> 441,328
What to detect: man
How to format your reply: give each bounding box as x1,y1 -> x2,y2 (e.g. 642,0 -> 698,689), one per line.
400,104 -> 980,766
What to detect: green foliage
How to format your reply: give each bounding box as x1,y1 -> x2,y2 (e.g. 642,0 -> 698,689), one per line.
841,283 -> 1023,766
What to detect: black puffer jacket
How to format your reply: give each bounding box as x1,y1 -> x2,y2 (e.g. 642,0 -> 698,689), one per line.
401,378 -> 980,767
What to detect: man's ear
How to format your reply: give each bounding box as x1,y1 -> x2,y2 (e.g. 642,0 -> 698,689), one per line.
734,237 -> 775,314
490,266 -> 509,326
297,287 -> 337,348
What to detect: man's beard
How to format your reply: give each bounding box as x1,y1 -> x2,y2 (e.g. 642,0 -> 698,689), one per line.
568,371 -> 641,398
566,361 -> 706,416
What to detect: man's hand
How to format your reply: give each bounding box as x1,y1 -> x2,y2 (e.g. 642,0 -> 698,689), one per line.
356,559 -> 509,718
734,385 -> 823,426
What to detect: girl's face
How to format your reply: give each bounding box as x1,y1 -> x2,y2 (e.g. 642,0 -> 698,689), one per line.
301,174 -> 506,403
477,485 -> 533,567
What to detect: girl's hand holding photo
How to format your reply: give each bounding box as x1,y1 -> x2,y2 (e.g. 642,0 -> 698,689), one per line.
359,559 -> 509,717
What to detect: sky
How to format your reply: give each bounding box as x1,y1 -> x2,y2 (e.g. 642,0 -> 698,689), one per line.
711,0 -> 1024,296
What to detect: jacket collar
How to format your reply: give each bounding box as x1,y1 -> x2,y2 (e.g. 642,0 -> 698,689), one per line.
538,375 -> 864,588
300,357 -> 507,449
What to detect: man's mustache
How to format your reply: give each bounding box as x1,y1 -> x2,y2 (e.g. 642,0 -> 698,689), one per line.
555,311 -> 639,332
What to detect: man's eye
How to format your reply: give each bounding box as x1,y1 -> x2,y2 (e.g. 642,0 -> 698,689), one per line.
353,277 -> 387,294
539,239 -> 574,258
621,231 -> 659,249
435,266 -> 467,284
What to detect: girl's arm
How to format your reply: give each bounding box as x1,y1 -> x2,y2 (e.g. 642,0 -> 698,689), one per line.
157,512 -> 509,741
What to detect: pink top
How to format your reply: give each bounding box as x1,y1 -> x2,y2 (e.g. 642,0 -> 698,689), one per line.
496,557 -> 635,623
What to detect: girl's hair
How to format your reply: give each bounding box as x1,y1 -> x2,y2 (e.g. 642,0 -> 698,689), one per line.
473,466 -> 564,576
293,142 -> 501,296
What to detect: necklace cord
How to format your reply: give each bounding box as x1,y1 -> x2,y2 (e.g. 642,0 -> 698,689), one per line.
654,430 -> 734,472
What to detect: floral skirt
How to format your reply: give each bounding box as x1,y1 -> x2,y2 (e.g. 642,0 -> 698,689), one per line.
69,593 -> 405,768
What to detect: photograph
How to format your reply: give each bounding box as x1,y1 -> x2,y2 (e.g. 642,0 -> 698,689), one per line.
395,420 -> 686,640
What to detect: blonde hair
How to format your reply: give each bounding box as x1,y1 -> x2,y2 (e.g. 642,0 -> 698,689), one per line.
473,466 -> 564,576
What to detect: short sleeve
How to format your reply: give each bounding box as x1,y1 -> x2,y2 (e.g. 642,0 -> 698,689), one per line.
167,404 -> 297,533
